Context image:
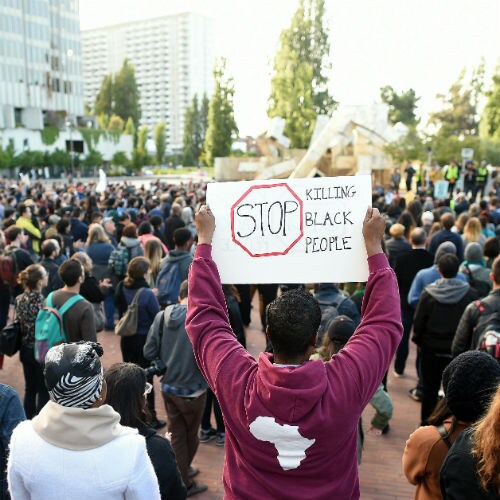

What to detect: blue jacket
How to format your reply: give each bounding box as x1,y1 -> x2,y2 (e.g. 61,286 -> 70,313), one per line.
407,265 -> 467,309
70,218 -> 89,243
428,230 -> 464,262
87,241 -> 115,266
314,284 -> 361,326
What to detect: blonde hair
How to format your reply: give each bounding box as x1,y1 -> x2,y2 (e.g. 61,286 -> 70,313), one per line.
86,223 -> 110,246
144,239 -> 162,280
472,383 -> 500,494
71,252 -> 93,274
463,217 -> 482,244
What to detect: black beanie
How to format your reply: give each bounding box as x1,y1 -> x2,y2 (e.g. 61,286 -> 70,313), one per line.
442,351 -> 500,423
327,315 -> 356,343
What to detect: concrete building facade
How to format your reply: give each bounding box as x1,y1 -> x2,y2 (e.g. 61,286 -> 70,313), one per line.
82,12 -> 214,150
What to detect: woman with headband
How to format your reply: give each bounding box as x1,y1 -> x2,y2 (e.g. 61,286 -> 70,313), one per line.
7,341 -> 160,500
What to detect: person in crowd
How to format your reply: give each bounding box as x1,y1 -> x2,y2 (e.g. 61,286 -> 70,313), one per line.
454,193 -> 470,216
164,203 -> 186,251
101,217 -> 118,246
14,264 -> 49,419
312,315 -> 393,462
397,211 -> 417,241
440,353 -> 500,500
51,258 -> 97,342
118,222 -> 144,261
149,215 -> 167,245
144,238 -> 163,289
483,237 -> 500,268
43,214 -> 60,239
116,212 -> 131,241
404,351 -> 500,500
462,217 -> 487,248
428,213 -> 464,261
144,280 -> 208,497
412,254 -> 479,425
7,342 -> 161,499
115,256 -> 163,430
405,164 -> 416,192
0,384 -> 25,499
421,211 -> 435,236
453,212 -> 470,235
15,202 -> 41,254
386,223 -> 412,268
56,218 -> 75,258
453,254 -> 500,357
40,239 -> 64,296
138,221 -> 168,255
394,228 -> 434,378
104,363 -> 187,500
184,205 -> 402,498
459,242 -> 492,297
70,207 -> 89,244
313,282 -> 361,327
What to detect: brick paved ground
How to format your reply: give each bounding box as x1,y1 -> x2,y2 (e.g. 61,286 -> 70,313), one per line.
0,297 -> 419,499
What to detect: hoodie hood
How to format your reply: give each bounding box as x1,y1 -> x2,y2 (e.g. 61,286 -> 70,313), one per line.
120,236 -> 141,249
167,249 -> 192,263
253,353 -> 327,422
425,278 -> 470,304
167,303 -> 187,329
32,400 -> 136,451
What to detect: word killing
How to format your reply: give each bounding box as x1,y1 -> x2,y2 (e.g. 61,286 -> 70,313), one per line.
305,185 -> 356,201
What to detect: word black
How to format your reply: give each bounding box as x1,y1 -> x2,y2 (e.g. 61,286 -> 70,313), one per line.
305,211 -> 353,226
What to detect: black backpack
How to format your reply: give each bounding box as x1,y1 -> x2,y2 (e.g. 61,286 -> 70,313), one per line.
463,264 -> 491,298
472,299 -> 500,354
316,291 -> 348,346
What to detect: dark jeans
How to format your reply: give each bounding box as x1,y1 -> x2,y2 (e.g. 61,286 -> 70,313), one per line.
121,334 -> 157,420
201,388 -> 224,433
420,349 -> 452,425
20,345 -> 49,419
235,285 -> 251,326
394,308 -> 413,375
103,293 -> 115,329
162,391 -> 206,487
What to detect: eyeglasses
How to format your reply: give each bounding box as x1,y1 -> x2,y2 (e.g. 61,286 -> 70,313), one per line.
144,382 -> 153,397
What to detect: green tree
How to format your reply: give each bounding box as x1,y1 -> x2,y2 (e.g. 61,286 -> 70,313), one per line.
114,59 -> 141,127
384,127 -> 425,163
380,86 -> 420,126
204,58 -> 239,166
201,93 -> 210,139
124,117 -> 136,135
154,121 -> 167,165
268,0 -> 334,148
183,94 -> 203,166
112,151 -> 130,168
94,74 -> 113,116
97,114 -> 110,130
108,114 -> 125,132
83,149 -> 103,168
482,66 -> 500,141
132,125 -> 150,171
50,149 -> 71,169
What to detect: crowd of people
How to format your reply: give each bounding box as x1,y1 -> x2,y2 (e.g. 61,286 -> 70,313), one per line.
0,170 -> 500,499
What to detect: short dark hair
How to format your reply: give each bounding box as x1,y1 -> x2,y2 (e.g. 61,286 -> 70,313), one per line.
266,289 -> 321,357
41,239 -> 58,258
104,363 -> 147,428
438,253 -> 459,278
410,228 -> 426,246
17,203 -> 28,216
179,280 -> 188,300
58,258 -> 83,286
484,237 -> 500,261
56,218 -> 70,234
440,213 -> 455,230
138,221 -> 152,236
4,225 -> 22,243
492,256 -> 500,285
122,223 -> 138,239
174,227 -> 192,248
149,215 -> 163,229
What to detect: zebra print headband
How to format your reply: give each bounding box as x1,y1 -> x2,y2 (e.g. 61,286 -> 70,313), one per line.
44,342 -> 104,409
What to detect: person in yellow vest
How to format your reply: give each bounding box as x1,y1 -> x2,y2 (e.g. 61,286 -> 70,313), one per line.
415,165 -> 425,190
474,160 -> 489,199
15,201 -> 41,255
445,162 -> 460,195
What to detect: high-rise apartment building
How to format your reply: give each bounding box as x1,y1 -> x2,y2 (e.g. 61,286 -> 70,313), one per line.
82,12 -> 214,150
0,0 -> 84,130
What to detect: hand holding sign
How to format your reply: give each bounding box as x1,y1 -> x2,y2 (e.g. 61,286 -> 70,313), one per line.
362,207 -> 385,257
196,205 -> 216,245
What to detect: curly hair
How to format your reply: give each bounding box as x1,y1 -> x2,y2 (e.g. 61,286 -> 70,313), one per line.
472,383 -> 500,494
266,288 -> 321,357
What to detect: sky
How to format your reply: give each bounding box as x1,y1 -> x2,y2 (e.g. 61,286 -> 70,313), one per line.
79,0 -> 500,136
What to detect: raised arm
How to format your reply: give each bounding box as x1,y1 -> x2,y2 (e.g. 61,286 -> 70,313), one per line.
185,206 -> 255,390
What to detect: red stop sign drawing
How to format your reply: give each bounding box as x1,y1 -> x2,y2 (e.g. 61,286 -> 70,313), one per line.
230,183 -> 304,257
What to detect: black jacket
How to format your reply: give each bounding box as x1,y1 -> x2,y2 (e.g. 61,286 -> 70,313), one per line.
164,216 -> 185,250
79,274 -> 104,304
440,430 -> 499,500
137,423 -> 187,500
413,280 -> 479,353
41,257 -> 64,297
394,248 -> 434,311
453,289 -> 500,357
385,237 -> 411,268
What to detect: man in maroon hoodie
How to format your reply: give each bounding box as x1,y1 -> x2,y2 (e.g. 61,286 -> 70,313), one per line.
186,206 -> 402,499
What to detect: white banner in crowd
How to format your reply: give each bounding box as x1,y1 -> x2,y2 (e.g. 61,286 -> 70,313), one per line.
206,175 -> 372,284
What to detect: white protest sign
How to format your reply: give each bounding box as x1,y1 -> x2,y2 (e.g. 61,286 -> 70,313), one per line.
206,176 -> 372,284
433,180 -> 449,199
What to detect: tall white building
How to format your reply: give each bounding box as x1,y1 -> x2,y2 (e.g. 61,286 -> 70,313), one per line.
0,0 -> 84,130
82,12 -> 214,150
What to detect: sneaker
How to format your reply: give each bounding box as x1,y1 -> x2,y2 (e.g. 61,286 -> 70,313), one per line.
186,481 -> 208,497
408,388 -> 423,402
188,467 -> 199,479
199,428 -> 217,443
215,432 -> 225,447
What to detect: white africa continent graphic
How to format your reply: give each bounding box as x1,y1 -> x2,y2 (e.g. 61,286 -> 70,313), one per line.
249,416 -> 315,471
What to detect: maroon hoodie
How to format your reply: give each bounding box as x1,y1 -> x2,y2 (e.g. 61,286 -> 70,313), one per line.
186,246 -> 402,499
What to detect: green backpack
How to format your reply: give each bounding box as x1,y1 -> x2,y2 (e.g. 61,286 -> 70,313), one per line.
34,292 -> 84,363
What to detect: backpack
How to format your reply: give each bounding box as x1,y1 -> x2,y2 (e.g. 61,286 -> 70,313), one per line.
108,244 -> 130,279
472,300 -> 500,352
0,248 -> 18,287
156,261 -> 182,307
34,292 -> 84,363
115,287 -> 144,337
477,330 -> 500,361
463,264 -> 491,298
316,291 -> 348,345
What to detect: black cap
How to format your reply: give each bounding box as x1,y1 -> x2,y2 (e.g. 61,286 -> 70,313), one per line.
327,315 -> 356,342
